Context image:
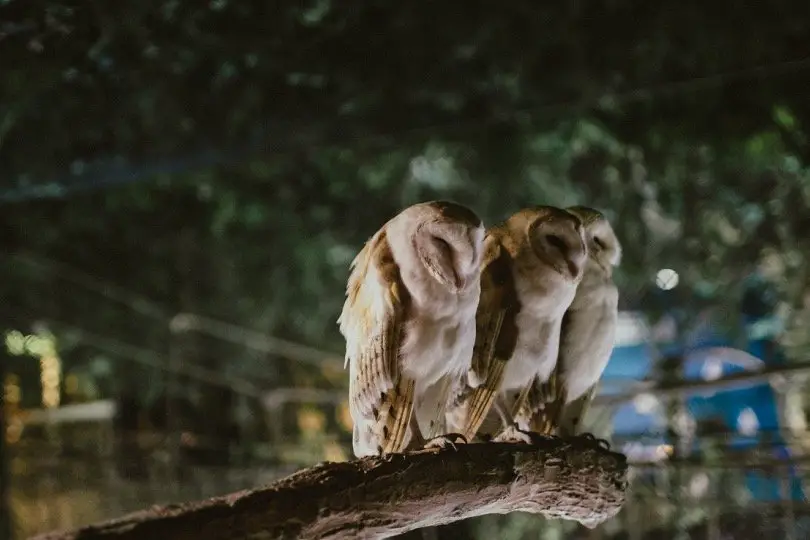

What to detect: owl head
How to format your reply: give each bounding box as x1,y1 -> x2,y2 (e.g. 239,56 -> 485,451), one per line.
566,206 -> 622,275
522,205 -> 588,283
395,200 -> 485,293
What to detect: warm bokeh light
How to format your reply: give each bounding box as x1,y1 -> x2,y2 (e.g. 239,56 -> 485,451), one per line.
40,354 -> 62,409
297,407 -> 326,434
3,373 -> 21,406
5,416 -> 23,445
336,400 -> 353,433
323,440 -> 348,462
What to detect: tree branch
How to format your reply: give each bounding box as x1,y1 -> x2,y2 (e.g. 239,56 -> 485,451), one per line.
594,359 -> 810,407
33,438 -> 628,540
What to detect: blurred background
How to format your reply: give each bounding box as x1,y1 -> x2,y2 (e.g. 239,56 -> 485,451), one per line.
2,1 -> 810,538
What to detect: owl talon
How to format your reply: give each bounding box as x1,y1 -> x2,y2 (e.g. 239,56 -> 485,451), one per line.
424,433 -> 468,451
493,424 -> 535,444
596,438 -> 611,450
570,432 -> 611,450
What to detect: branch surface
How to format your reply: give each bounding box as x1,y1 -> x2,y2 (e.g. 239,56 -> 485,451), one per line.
34,437 -> 628,540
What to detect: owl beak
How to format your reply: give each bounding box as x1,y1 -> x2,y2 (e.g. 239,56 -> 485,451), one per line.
566,249 -> 587,281
567,260 -> 583,280
454,275 -> 468,292
424,259 -> 466,293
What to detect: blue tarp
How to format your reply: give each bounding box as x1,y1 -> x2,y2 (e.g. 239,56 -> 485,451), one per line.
603,310 -> 805,501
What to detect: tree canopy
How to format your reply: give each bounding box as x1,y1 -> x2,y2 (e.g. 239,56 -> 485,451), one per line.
3,0 -> 810,419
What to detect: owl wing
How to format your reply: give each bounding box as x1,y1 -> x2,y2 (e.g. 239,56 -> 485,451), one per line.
518,374 -> 562,435
556,384 -> 598,437
511,308 -> 570,436
416,373 -> 455,440
528,288 -> 618,436
339,229 -> 415,455
459,233 -> 519,441
556,293 -> 618,436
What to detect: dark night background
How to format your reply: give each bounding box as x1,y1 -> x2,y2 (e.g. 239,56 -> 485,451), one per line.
3,1 -> 810,538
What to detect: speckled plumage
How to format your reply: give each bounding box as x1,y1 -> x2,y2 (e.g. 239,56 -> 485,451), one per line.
526,206 -> 622,437
446,206 -> 588,442
338,200 -> 485,457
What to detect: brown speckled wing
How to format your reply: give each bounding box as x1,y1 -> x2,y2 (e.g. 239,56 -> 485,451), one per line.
339,229 -> 415,454
460,232 -> 520,441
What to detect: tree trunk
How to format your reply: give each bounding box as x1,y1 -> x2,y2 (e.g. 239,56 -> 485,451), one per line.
33,438 -> 628,540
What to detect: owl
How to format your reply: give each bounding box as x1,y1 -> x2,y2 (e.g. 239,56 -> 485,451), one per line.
525,206 -> 621,437
338,200 -> 485,457
446,206 -> 588,443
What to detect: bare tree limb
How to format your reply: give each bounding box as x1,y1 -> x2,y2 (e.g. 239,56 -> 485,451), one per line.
594,360 -> 810,406
33,438 -> 628,540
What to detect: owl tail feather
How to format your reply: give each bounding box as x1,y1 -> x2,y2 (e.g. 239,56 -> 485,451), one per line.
525,376 -> 565,436
461,358 -> 506,441
377,376 -> 416,454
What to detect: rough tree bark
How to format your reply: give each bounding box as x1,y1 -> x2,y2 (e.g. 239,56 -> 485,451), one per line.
34,437 -> 628,540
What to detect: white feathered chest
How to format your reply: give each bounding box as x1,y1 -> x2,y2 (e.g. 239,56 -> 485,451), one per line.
398,266 -> 481,392
500,271 -> 576,390
559,272 -> 619,401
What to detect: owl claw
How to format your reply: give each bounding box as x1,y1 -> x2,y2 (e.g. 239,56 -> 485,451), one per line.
424,433 -> 468,451
493,424 -> 535,444
570,432 -> 611,450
